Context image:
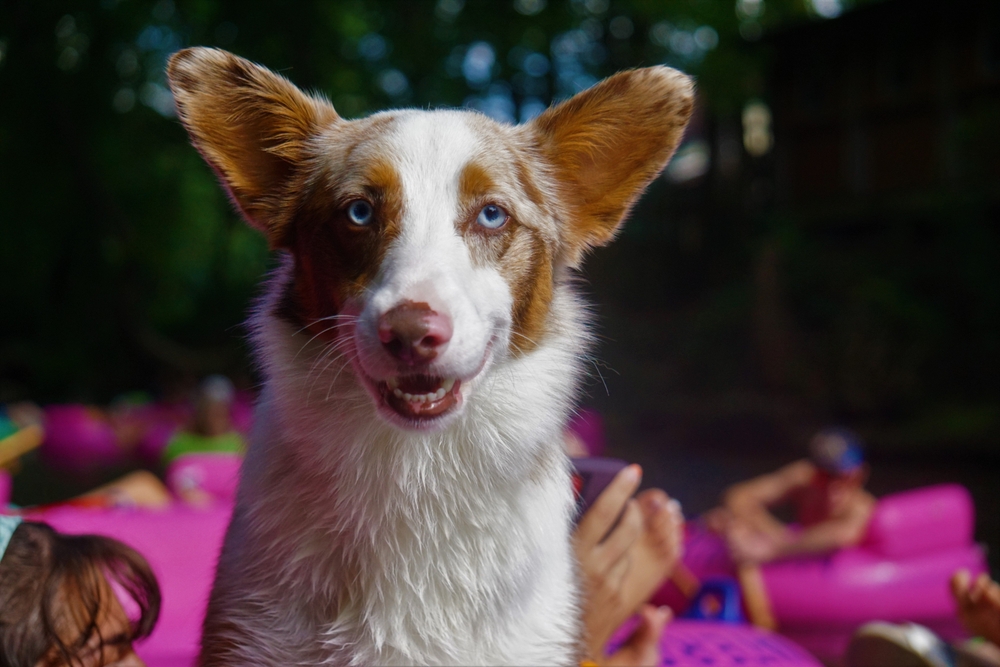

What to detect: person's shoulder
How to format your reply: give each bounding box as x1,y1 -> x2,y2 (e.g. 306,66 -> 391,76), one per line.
853,488 -> 878,514
779,459 -> 817,484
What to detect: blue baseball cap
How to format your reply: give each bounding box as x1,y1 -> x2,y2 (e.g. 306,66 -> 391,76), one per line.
809,427 -> 865,475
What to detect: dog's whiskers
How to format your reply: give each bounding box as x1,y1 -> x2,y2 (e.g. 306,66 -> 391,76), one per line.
293,315 -> 358,361
305,341 -> 356,403
293,313 -> 358,337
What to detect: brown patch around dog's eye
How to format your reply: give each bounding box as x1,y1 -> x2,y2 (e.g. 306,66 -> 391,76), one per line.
285,158 -> 404,340
507,227 -> 553,355
512,155 -> 546,212
459,161 -> 496,206
458,162 -> 511,232
457,159 -> 554,355
458,160 -> 514,263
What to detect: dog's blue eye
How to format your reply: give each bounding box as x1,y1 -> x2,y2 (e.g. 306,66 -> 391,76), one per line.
476,204 -> 508,230
346,200 -> 373,226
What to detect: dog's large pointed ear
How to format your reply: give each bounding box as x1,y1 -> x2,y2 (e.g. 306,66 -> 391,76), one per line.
527,67 -> 694,266
167,47 -> 339,247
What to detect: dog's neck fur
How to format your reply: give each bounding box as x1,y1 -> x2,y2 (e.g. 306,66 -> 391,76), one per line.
222,260 -> 588,665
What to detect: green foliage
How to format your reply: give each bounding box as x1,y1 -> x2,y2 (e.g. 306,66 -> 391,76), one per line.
7,0 -> 995,451
0,0 -> 839,402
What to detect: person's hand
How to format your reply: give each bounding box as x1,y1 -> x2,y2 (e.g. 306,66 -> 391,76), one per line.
951,569 -> 1000,645
622,488 -> 684,606
724,517 -> 783,565
575,463 -> 644,658
574,465 -> 684,665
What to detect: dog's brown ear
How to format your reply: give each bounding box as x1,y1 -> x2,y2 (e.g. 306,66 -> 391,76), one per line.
527,67 -> 694,266
167,47 -> 338,247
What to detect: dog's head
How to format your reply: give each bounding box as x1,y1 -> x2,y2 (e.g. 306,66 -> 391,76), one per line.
167,48 -> 692,431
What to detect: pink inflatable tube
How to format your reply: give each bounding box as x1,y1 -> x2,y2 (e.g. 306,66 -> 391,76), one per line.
658,484 -> 987,662
41,394 -> 256,472
164,452 -> 242,503
0,469 -> 11,506
766,484 -> 986,660
19,507 -> 820,667
24,503 -> 231,667
41,405 -> 126,472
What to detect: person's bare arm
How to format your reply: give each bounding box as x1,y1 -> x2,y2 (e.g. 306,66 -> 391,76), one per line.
721,460 -> 815,539
773,490 -> 874,558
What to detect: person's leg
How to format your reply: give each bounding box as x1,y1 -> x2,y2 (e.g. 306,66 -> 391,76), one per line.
80,470 -> 172,509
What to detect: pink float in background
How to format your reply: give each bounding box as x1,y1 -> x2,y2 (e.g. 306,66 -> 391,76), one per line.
14,453 -> 243,667
609,618 -> 821,666
165,452 -> 242,504
767,484 -> 985,660
0,469 -> 11,506
24,503 -> 231,667
41,394 -> 255,472
11,435 -> 981,666
656,484 -> 987,662
41,405 -> 128,472
28,503 -> 823,667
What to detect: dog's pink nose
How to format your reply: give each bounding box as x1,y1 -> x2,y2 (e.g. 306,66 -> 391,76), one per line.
378,301 -> 452,365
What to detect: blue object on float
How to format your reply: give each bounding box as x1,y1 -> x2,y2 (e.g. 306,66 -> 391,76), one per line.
681,577 -> 745,623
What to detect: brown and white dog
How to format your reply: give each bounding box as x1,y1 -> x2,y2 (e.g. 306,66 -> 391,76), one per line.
166,47 -> 692,666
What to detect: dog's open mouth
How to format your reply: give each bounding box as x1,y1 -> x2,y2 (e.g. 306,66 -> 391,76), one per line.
378,375 -> 462,421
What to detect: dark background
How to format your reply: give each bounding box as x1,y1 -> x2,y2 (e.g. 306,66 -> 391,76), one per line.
1,0 -> 997,568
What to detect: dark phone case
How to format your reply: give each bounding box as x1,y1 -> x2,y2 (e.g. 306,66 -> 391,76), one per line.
571,456 -> 629,523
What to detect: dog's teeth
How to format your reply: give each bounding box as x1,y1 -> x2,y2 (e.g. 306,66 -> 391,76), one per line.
392,380 -> 453,403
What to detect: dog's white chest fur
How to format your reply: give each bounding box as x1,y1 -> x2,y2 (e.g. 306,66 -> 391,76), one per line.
207,270 -> 586,666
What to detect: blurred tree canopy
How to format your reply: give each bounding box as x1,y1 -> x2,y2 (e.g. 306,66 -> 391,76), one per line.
0,0 -> 848,402
6,0 -> 997,458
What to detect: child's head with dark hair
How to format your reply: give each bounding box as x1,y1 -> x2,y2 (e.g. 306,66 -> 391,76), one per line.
0,519 -> 160,667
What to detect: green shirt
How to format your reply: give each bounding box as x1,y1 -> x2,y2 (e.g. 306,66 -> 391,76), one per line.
162,431 -> 245,465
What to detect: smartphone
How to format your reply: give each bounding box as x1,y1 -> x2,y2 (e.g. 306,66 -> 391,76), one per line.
570,456 -> 629,523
